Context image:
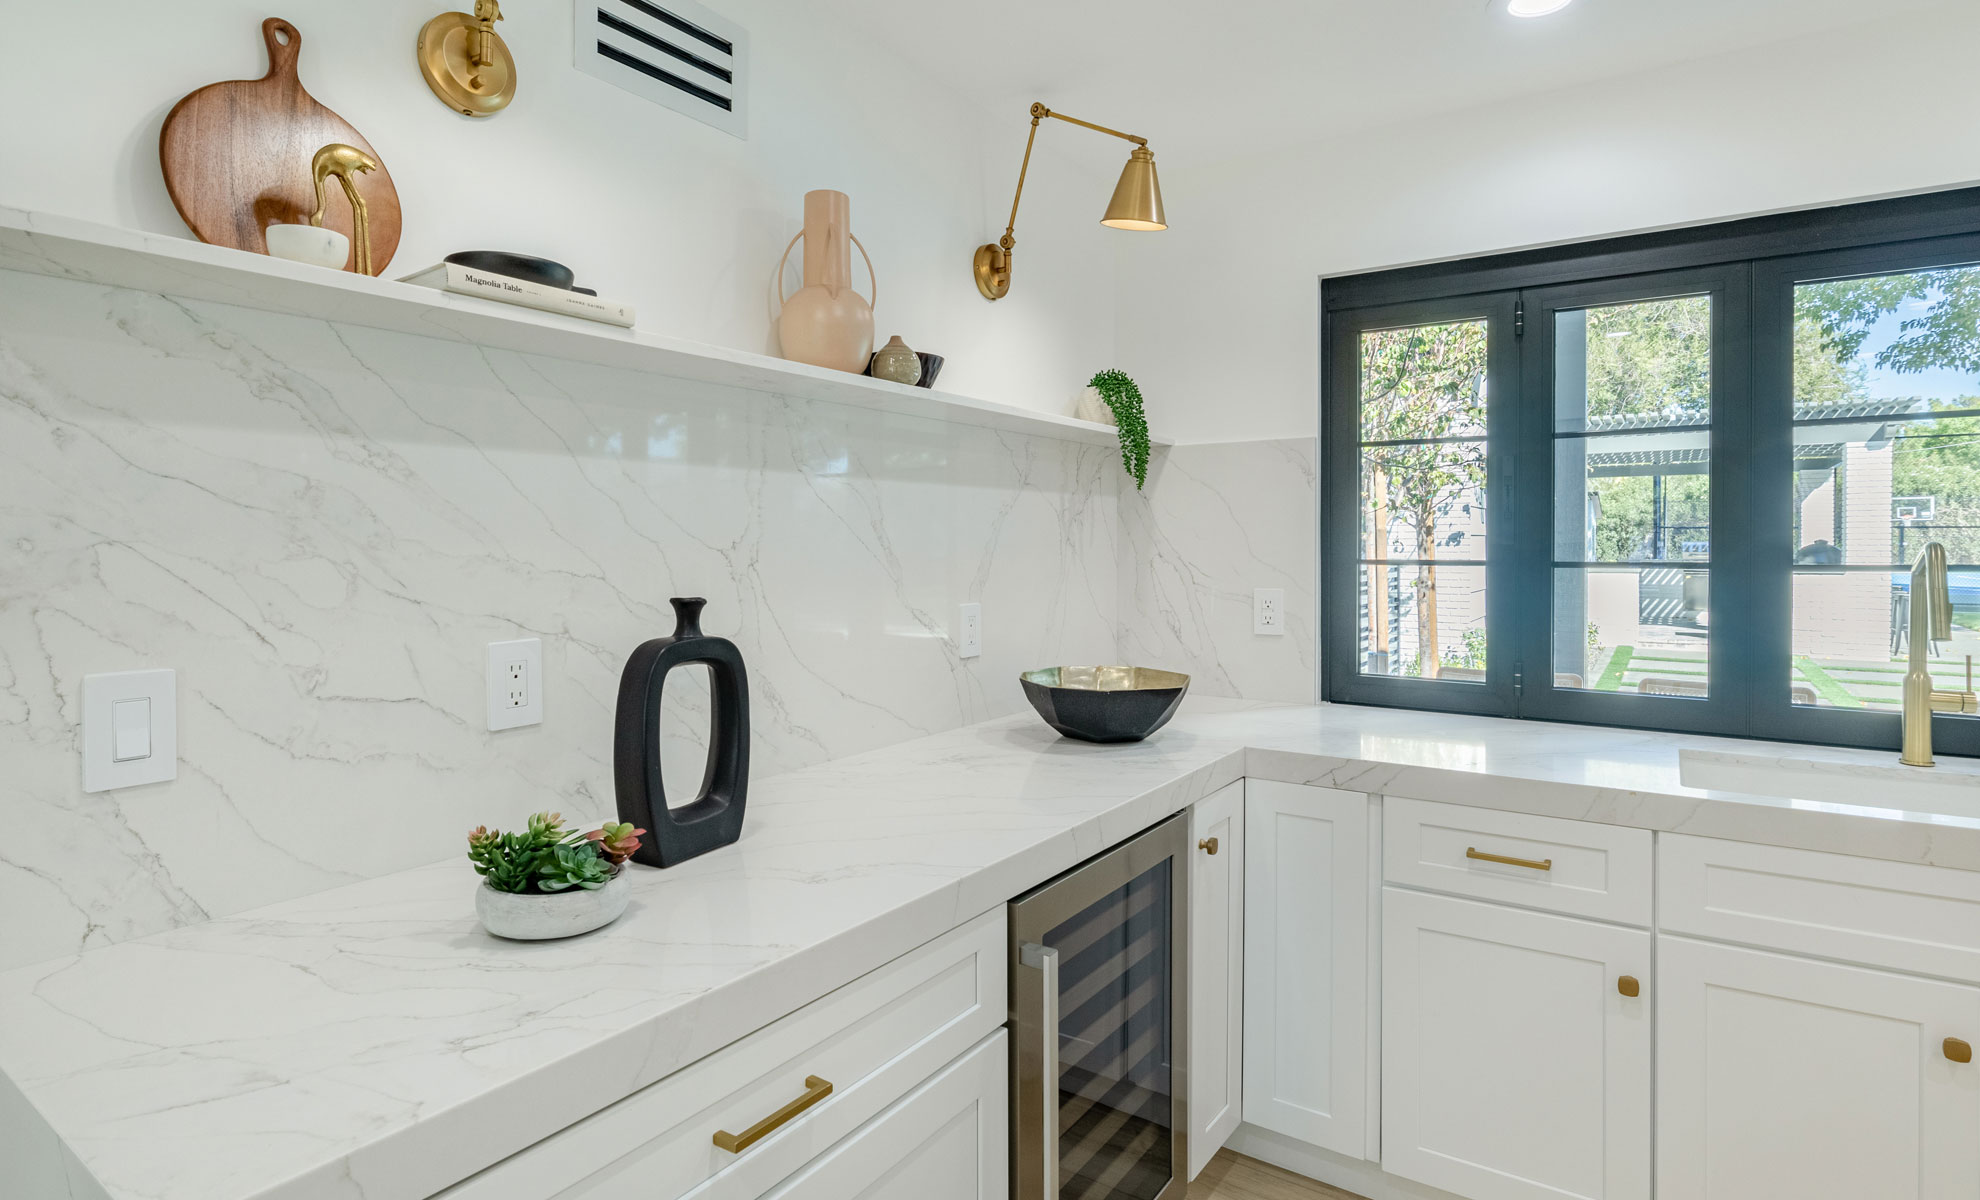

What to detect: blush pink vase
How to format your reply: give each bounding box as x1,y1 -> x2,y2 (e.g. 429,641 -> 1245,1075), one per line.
775,190 -> 876,374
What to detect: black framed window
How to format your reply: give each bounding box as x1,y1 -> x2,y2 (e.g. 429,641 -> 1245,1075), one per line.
1321,188 -> 1980,757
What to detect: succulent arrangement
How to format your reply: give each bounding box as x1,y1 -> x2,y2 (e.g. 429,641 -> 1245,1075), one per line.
467,812 -> 646,895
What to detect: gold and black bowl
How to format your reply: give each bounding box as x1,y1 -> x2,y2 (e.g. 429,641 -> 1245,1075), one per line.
1019,666 -> 1191,744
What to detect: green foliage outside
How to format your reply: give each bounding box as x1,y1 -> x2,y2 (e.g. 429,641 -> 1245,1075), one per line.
1359,321 -> 1489,674
1362,265 -> 1980,686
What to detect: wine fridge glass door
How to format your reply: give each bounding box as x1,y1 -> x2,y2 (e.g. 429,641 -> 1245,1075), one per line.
1012,815 -> 1188,1200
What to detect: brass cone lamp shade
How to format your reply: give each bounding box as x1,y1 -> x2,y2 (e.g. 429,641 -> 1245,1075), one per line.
1101,146 -> 1166,231
974,103 -> 1167,300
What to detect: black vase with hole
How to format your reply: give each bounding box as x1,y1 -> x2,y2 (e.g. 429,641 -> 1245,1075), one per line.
614,597 -> 751,867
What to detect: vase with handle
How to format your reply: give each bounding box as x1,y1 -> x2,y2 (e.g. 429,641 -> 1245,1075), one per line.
775,190 -> 876,374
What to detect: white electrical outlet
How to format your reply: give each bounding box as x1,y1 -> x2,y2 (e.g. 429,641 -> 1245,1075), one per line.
1254,588 -> 1286,636
958,603 -> 983,659
487,638 -> 543,730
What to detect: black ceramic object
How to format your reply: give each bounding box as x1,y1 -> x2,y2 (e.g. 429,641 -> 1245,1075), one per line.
444,250 -> 575,290
614,598 -> 751,867
1019,666 -> 1190,744
913,353 -> 945,389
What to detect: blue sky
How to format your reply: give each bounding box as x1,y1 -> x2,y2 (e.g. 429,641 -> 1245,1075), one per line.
1854,292 -> 1980,404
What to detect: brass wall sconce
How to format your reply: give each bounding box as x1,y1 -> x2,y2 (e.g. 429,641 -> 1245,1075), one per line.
418,0 -> 516,116
974,102 -> 1166,301
310,143 -> 380,275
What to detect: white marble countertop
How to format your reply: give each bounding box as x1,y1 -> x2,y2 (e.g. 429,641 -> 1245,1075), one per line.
7,700 -> 1980,1200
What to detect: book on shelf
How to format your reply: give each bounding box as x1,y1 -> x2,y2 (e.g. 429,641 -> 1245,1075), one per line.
396,262 -> 635,328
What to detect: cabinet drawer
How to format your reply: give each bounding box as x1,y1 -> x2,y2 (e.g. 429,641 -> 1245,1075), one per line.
1660,833 -> 1980,983
436,908 -> 1007,1200
1383,797 -> 1651,925
759,1029 -> 1007,1200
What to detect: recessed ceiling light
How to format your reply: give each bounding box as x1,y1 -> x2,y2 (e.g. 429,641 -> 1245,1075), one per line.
1507,0 -> 1575,16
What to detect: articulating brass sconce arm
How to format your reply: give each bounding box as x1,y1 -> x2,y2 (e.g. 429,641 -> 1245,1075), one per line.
975,102 -> 1161,301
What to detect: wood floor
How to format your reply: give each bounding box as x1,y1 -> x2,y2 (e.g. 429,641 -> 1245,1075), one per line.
1190,1150 -> 1369,1200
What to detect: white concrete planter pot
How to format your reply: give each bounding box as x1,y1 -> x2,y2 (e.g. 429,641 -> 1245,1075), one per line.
1072,386 -> 1118,427
476,872 -> 630,940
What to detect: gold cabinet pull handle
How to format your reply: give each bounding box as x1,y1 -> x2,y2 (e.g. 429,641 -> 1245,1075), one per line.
1198,837 -> 1219,855
713,1075 -> 834,1153
1466,847 -> 1553,872
1948,1038 -> 1973,1065
1618,975 -> 1640,998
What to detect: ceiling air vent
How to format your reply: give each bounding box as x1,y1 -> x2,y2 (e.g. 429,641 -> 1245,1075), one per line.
574,0 -> 748,138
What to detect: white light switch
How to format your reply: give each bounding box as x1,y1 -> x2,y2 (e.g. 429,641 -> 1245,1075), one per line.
83,669 -> 177,793
111,697 -> 152,762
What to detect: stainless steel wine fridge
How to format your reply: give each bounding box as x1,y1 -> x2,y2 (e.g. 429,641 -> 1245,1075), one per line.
1009,814 -> 1188,1200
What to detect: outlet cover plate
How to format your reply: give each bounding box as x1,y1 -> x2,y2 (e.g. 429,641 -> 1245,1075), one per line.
1254,588 -> 1286,636
959,603 -> 982,659
487,638 -> 543,731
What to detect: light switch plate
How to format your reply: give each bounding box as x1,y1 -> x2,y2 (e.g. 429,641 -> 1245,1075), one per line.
487,638 -> 543,731
1254,588 -> 1286,636
958,603 -> 982,659
83,669 -> 177,793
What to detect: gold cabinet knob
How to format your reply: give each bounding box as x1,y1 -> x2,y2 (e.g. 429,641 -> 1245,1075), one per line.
1617,975 -> 1640,998
1947,1037 -> 1973,1064
1198,837 -> 1219,856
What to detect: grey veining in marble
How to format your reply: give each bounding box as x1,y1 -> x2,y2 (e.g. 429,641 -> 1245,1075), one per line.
7,698 -> 1980,1200
1118,438 -> 1316,703
0,264 -> 1121,972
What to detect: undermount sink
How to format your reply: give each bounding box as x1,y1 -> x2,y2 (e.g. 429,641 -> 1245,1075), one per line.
1679,747 -> 1980,818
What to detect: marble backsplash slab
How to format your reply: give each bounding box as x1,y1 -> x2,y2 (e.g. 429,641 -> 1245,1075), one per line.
0,268 -> 1121,971
1119,437 -> 1317,704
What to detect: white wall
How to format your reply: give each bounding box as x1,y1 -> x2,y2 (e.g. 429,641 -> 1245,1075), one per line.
0,267 -> 1123,973
0,0 -> 1142,972
0,0 -> 1120,416
1117,8 -> 1980,444
1119,439 -> 1316,703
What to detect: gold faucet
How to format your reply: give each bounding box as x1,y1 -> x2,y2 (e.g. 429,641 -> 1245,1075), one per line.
307,144 -> 380,275
1899,541 -> 1978,767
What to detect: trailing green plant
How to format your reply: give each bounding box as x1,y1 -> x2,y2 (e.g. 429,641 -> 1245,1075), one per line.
467,812 -> 643,894
1088,369 -> 1152,490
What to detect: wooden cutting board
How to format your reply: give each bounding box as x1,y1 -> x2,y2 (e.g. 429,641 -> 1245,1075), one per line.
159,17 -> 402,274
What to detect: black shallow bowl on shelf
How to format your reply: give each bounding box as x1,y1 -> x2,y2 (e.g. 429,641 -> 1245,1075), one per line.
1019,666 -> 1191,744
444,250 -> 576,290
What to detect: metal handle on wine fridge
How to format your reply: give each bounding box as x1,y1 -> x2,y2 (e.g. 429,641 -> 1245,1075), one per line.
1020,941 -> 1060,1197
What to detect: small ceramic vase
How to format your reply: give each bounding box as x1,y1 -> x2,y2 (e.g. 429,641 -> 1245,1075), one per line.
869,336 -> 921,385
476,872 -> 630,940
775,190 -> 876,374
1074,386 -> 1118,427
913,352 -> 944,389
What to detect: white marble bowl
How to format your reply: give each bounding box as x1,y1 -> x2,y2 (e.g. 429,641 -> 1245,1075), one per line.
264,223 -> 351,270
476,872 -> 630,940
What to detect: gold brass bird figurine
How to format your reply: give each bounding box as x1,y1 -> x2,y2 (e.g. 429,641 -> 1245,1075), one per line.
307,143 -> 380,274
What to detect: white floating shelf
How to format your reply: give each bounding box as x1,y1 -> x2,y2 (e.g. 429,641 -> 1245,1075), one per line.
0,206 -> 1162,449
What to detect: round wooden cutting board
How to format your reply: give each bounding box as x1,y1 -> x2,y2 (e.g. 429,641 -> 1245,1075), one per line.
159,17 -> 402,274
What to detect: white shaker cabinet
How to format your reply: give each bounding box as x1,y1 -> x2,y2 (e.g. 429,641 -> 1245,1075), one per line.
1188,780 -> 1245,1178
1241,780 -> 1370,1160
1381,888 -> 1651,1200
1656,935 -> 1980,1199
760,1029 -> 1007,1200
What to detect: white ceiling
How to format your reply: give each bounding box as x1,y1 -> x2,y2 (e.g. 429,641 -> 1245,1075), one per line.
831,0 -> 1946,168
